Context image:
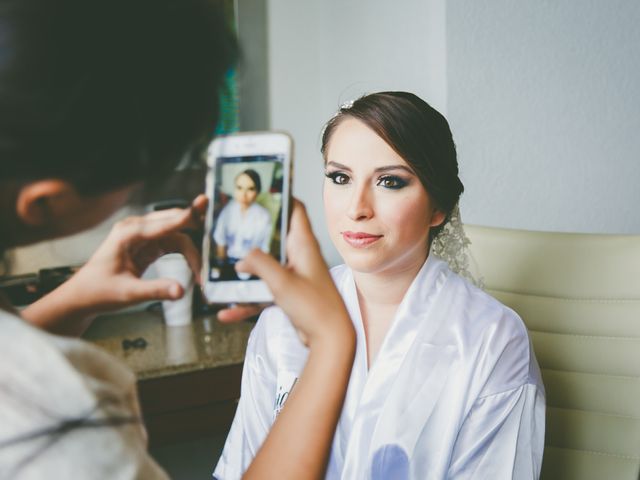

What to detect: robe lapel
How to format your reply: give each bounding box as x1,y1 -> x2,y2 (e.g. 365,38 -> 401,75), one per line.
340,256 -> 457,478
369,343 -> 457,458
330,268 -> 369,471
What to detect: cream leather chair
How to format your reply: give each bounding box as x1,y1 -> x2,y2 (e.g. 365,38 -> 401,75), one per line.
465,225 -> 640,480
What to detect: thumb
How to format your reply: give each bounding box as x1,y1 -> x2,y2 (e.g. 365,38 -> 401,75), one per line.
124,278 -> 185,303
236,249 -> 291,297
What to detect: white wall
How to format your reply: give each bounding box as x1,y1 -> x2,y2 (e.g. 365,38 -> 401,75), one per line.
448,0 -> 640,234
267,0 -> 640,269
9,1 -> 639,274
267,0 -> 447,265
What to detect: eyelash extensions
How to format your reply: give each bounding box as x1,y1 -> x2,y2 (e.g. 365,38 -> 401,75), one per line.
324,171 -> 409,190
325,171 -> 350,185
376,175 -> 407,190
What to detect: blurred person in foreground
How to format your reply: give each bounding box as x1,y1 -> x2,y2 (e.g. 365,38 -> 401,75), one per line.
0,0 -> 355,478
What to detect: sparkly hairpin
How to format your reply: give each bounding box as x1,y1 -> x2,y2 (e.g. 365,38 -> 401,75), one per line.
321,99 -> 356,139
340,99 -> 355,110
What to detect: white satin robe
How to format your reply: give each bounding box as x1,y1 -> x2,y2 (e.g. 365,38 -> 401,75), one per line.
214,255 -> 545,479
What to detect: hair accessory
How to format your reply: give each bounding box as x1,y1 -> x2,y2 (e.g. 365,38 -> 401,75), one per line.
340,99 -> 355,110
431,204 -> 484,288
320,99 -> 356,140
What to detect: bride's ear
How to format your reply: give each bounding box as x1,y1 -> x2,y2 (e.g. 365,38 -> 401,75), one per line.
429,209 -> 447,228
15,180 -> 77,227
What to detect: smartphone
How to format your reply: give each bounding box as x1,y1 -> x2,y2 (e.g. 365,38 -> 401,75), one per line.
201,131 -> 293,304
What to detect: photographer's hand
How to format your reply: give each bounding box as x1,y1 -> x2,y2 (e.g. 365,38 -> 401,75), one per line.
22,195 -> 208,336
231,201 -> 352,347
226,200 -> 356,479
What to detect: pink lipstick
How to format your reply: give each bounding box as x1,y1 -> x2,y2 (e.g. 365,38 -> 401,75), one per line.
341,231 -> 383,248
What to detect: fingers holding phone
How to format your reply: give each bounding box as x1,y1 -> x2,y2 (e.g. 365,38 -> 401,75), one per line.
21,196 -> 209,335
70,196 -> 208,305
228,200 -> 352,348
201,132 -> 293,304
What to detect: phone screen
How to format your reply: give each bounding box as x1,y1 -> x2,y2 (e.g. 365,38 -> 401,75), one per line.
207,154 -> 285,283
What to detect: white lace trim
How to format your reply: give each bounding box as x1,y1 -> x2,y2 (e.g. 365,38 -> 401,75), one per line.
431,204 -> 484,288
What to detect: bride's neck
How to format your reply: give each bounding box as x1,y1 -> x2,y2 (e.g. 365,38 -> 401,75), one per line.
352,252 -> 428,308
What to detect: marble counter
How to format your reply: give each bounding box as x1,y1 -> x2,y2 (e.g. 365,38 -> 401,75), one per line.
83,305 -> 254,381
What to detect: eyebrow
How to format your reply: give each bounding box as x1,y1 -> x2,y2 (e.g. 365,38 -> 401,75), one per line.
326,161 -> 415,175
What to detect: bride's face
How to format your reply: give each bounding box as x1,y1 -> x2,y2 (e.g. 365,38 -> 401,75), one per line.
234,173 -> 258,208
323,118 -> 445,275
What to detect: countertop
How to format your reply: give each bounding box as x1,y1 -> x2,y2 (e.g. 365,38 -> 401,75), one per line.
82,304 -> 255,381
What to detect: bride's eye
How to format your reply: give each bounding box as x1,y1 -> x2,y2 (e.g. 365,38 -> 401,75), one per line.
377,175 -> 407,190
325,171 -> 350,185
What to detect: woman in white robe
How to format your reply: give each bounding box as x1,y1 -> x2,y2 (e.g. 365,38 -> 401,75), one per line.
214,92 -> 545,479
214,169 -> 273,262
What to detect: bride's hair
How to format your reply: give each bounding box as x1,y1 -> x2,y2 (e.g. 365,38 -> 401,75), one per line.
236,169 -> 262,195
321,92 -> 464,241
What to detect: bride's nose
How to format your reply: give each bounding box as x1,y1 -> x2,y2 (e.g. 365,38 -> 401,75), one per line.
347,185 -> 374,221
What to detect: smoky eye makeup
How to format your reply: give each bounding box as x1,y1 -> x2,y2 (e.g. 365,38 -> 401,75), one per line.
376,174 -> 410,190
324,170 -> 350,185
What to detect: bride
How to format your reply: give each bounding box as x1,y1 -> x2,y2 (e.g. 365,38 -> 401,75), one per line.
214,92 -> 545,479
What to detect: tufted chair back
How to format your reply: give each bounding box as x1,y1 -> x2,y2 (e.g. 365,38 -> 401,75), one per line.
465,225 -> 640,480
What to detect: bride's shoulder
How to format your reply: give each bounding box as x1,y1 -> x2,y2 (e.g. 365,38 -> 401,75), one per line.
442,271 -> 541,392
445,268 -> 529,342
